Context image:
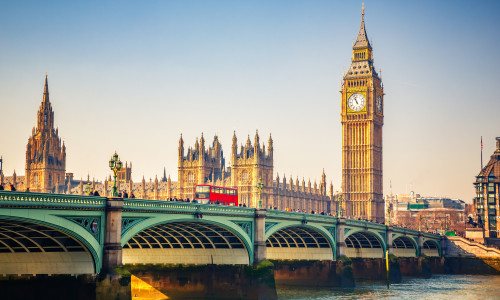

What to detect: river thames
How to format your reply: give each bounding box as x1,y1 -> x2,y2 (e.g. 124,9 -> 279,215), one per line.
275,275 -> 500,300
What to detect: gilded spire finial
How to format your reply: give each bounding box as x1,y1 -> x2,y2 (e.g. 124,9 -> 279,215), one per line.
45,72 -> 48,78
361,3 -> 365,16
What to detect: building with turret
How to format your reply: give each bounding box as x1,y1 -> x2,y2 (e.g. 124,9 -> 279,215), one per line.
231,131 -> 273,207
341,6 -> 384,222
177,131 -> 336,212
24,75 -> 66,193
473,137 -> 500,241
177,134 -> 226,200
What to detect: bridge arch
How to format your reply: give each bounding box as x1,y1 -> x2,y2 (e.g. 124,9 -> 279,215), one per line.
265,223 -> 335,260
392,235 -> 418,257
344,230 -> 386,258
422,239 -> 440,257
0,215 -> 100,274
121,217 -> 253,265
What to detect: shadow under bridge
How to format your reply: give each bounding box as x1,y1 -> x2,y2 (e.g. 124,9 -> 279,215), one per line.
266,226 -> 334,260
122,221 -> 250,265
345,231 -> 385,258
0,219 -> 95,275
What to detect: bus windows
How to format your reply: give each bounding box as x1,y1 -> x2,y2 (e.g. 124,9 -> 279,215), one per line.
194,185 -> 238,206
195,185 -> 210,199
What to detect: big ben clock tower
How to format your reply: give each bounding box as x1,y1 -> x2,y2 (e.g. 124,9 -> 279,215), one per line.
341,5 -> 384,222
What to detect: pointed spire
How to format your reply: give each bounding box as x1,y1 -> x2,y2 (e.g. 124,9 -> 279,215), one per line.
232,130 -> 237,146
246,134 -> 251,148
353,3 -> 371,49
200,132 -> 205,145
43,73 -> 50,104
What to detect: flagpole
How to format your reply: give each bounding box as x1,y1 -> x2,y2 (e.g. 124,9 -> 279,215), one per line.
481,136 -> 483,170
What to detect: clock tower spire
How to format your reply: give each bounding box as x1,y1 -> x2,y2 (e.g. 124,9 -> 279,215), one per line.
340,5 -> 384,223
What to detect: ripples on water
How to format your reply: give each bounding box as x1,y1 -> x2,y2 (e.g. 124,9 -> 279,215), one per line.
276,275 -> 500,300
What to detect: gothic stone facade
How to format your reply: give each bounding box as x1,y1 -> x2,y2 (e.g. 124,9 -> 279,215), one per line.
25,75 -> 66,193
341,8 -> 384,222
177,131 -> 335,212
177,134 -> 226,200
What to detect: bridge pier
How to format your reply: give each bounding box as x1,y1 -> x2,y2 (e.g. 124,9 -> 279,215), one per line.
386,226 -> 394,255
254,209 -> 267,264
417,233 -> 424,257
102,197 -> 124,272
336,218 -> 347,258
440,236 -> 446,257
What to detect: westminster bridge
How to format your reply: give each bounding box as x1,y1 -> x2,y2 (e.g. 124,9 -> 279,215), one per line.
0,191 -> 443,275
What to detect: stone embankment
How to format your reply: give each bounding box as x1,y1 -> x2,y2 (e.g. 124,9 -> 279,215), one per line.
446,236 -> 500,258
444,236 -> 500,274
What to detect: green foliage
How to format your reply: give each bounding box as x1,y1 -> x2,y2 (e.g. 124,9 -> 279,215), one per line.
388,254 -> 398,261
112,266 -> 131,277
256,260 -> 274,270
269,259 -> 321,267
337,256 -> 352,265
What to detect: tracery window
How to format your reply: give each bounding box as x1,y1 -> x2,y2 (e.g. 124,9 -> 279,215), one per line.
242,171 -> 249,183
33,173 -> 39,187
187,172 -> 194,184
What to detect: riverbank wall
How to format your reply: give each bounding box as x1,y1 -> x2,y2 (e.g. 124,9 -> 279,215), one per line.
2,256 -> 500,299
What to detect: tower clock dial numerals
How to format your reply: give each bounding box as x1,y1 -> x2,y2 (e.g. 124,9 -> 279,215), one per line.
348,93 -> 366,112
376,95 -> 382,113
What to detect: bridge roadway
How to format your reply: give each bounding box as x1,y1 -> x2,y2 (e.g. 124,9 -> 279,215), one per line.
0,191 -> 443,275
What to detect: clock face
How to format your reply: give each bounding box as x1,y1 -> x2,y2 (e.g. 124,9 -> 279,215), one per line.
376,95 -> 382,113
348,93 -> 366,112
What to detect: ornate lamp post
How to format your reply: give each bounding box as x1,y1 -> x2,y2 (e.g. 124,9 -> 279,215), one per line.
109,152 -> 122,197
386,205 -> 392,226
85,181 -> 92,195
257,178 -> 264,209
337,194 -> 343,218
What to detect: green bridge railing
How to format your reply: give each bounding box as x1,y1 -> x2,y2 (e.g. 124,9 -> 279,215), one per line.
0,191 -> 441,239
0,190 -> 106,210
124,198 -> 255,217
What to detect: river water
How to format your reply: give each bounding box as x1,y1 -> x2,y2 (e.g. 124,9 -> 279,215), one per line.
276,275 -> 500,299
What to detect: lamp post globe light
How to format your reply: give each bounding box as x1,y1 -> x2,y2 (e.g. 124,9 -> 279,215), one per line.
109,152 -> 122,197
85,181 -> 92,195
257,178 -> 264,209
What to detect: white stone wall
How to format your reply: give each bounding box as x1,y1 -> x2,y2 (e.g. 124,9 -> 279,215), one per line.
123,248 -> 249,265
0,252 -> 94,275
393,248 -> 417,257
346,247 -> 384,258
266,248 -> 333,261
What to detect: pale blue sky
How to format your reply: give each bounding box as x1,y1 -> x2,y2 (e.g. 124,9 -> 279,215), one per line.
1,1 -> 499,202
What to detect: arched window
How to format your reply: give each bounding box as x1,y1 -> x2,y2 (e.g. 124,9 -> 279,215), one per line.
187,172 -> 194,184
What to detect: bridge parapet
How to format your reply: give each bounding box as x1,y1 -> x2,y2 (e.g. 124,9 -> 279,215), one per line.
421,232 -> 440,239
345,218 -> 386,231
123,198 -> 255,217
392,227 -> 420,236
266,210 -> 337,223
0,191 -> 105,210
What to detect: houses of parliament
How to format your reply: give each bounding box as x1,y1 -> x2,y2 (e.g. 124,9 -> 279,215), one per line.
1,7 -> 384,221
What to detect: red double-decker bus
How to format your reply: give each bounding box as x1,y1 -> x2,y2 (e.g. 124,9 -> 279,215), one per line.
194,185 -> 238,205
